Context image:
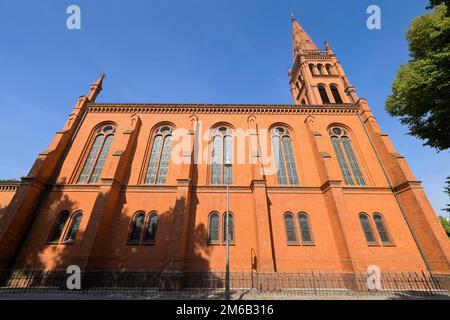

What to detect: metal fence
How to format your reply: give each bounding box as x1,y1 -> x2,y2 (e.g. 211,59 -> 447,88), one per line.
0,269 -> 449,297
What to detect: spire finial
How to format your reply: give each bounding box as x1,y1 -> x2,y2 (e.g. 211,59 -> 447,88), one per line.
290,12 -> 295,21
87,73 -> 106,102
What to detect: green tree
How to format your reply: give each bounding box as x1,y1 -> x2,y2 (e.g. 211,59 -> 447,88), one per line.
444,176 -> 450,213
439,216 -> 450,238
427,0 -> 450,12
386,5 -> 450,151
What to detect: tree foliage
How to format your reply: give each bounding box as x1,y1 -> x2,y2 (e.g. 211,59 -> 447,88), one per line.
427,0 -> 450,13
439,216 -> 450,238
386,5 -> 450,151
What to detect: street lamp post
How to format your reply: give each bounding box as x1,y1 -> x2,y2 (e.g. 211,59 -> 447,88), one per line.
224,158 -> 232,300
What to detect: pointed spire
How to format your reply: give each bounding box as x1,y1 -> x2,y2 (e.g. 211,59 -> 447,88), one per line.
87,73 -> 106,102
292,16 -> 318,59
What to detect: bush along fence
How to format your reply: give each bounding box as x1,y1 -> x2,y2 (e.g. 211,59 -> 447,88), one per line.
0,269 -> 449,296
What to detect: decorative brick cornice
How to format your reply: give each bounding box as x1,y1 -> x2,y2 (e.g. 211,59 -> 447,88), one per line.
86,103 -> 356,115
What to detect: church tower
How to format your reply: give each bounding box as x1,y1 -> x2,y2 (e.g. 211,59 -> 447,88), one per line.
288,16 -> 357,105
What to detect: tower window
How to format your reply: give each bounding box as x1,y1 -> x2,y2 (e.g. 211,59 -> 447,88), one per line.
317,64 -> 324,75
78,124 -> 116,184
325,64 -> 334,75
330,85 -> 343,104
271,127 -> 299,186
211,126 -> 233,185
318,86 -> 330,104
359,213 -> 376,244
329,127 -> 365,186
145,126 -> 174,185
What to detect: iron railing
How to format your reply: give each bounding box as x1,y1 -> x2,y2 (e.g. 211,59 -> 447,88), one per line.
0,269 -> 448,297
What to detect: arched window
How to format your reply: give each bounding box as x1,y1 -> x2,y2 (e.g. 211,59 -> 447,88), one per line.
330,85 -> 343,104
145,126 -> 174,185
223,212 -> 234,242
325,64 -> 334,75
63,212 -> 83,243
211,126 -> 233,185
329,126 -> 365,186
309,64 -> 315,75
373,214 -> 391,244
301,99 -> 306,105
128,211 -> 145,244
271,127 -> 299,186
359,213 -> 376,244
284,213 -> 297,243
317,64 -> 324,75
208,212 -> 220,243
78,124 -> 116,184
298,213 -> 313,243
48,211 -> 70,243
143,212 -> 158,244
318,85 -> 330,104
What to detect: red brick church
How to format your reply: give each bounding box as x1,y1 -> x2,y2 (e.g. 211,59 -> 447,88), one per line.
0,17 -> 449,278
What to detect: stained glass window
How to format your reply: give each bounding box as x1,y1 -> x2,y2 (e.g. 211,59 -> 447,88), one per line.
329,127 -> 365,186
78,125 -> 116,184
271,127 -> 299,186
145,126 -> 173,185
211,127 -> 233,185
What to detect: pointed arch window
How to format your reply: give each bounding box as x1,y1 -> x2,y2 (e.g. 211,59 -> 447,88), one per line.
284,213 -> 297,243
318,85 -> 330,104
329,127 -> 365,186
143,212 -> 158,244
63,212 -> 83,243
48,211 -> 70,243
330,85 -> 343,104
208,212 -> 220,243
128,211 -> 145,244
211,127 -> 233,185
359,213 -> 376,244
223,212 -> 234,242
271,127 -> 299,186
145,126 -> 174,185
298,213 -> 313,243
373,214 -> 391,244
78,125 -> 116,184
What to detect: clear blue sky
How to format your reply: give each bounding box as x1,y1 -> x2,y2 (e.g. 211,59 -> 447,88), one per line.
0,0 -> 448,214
